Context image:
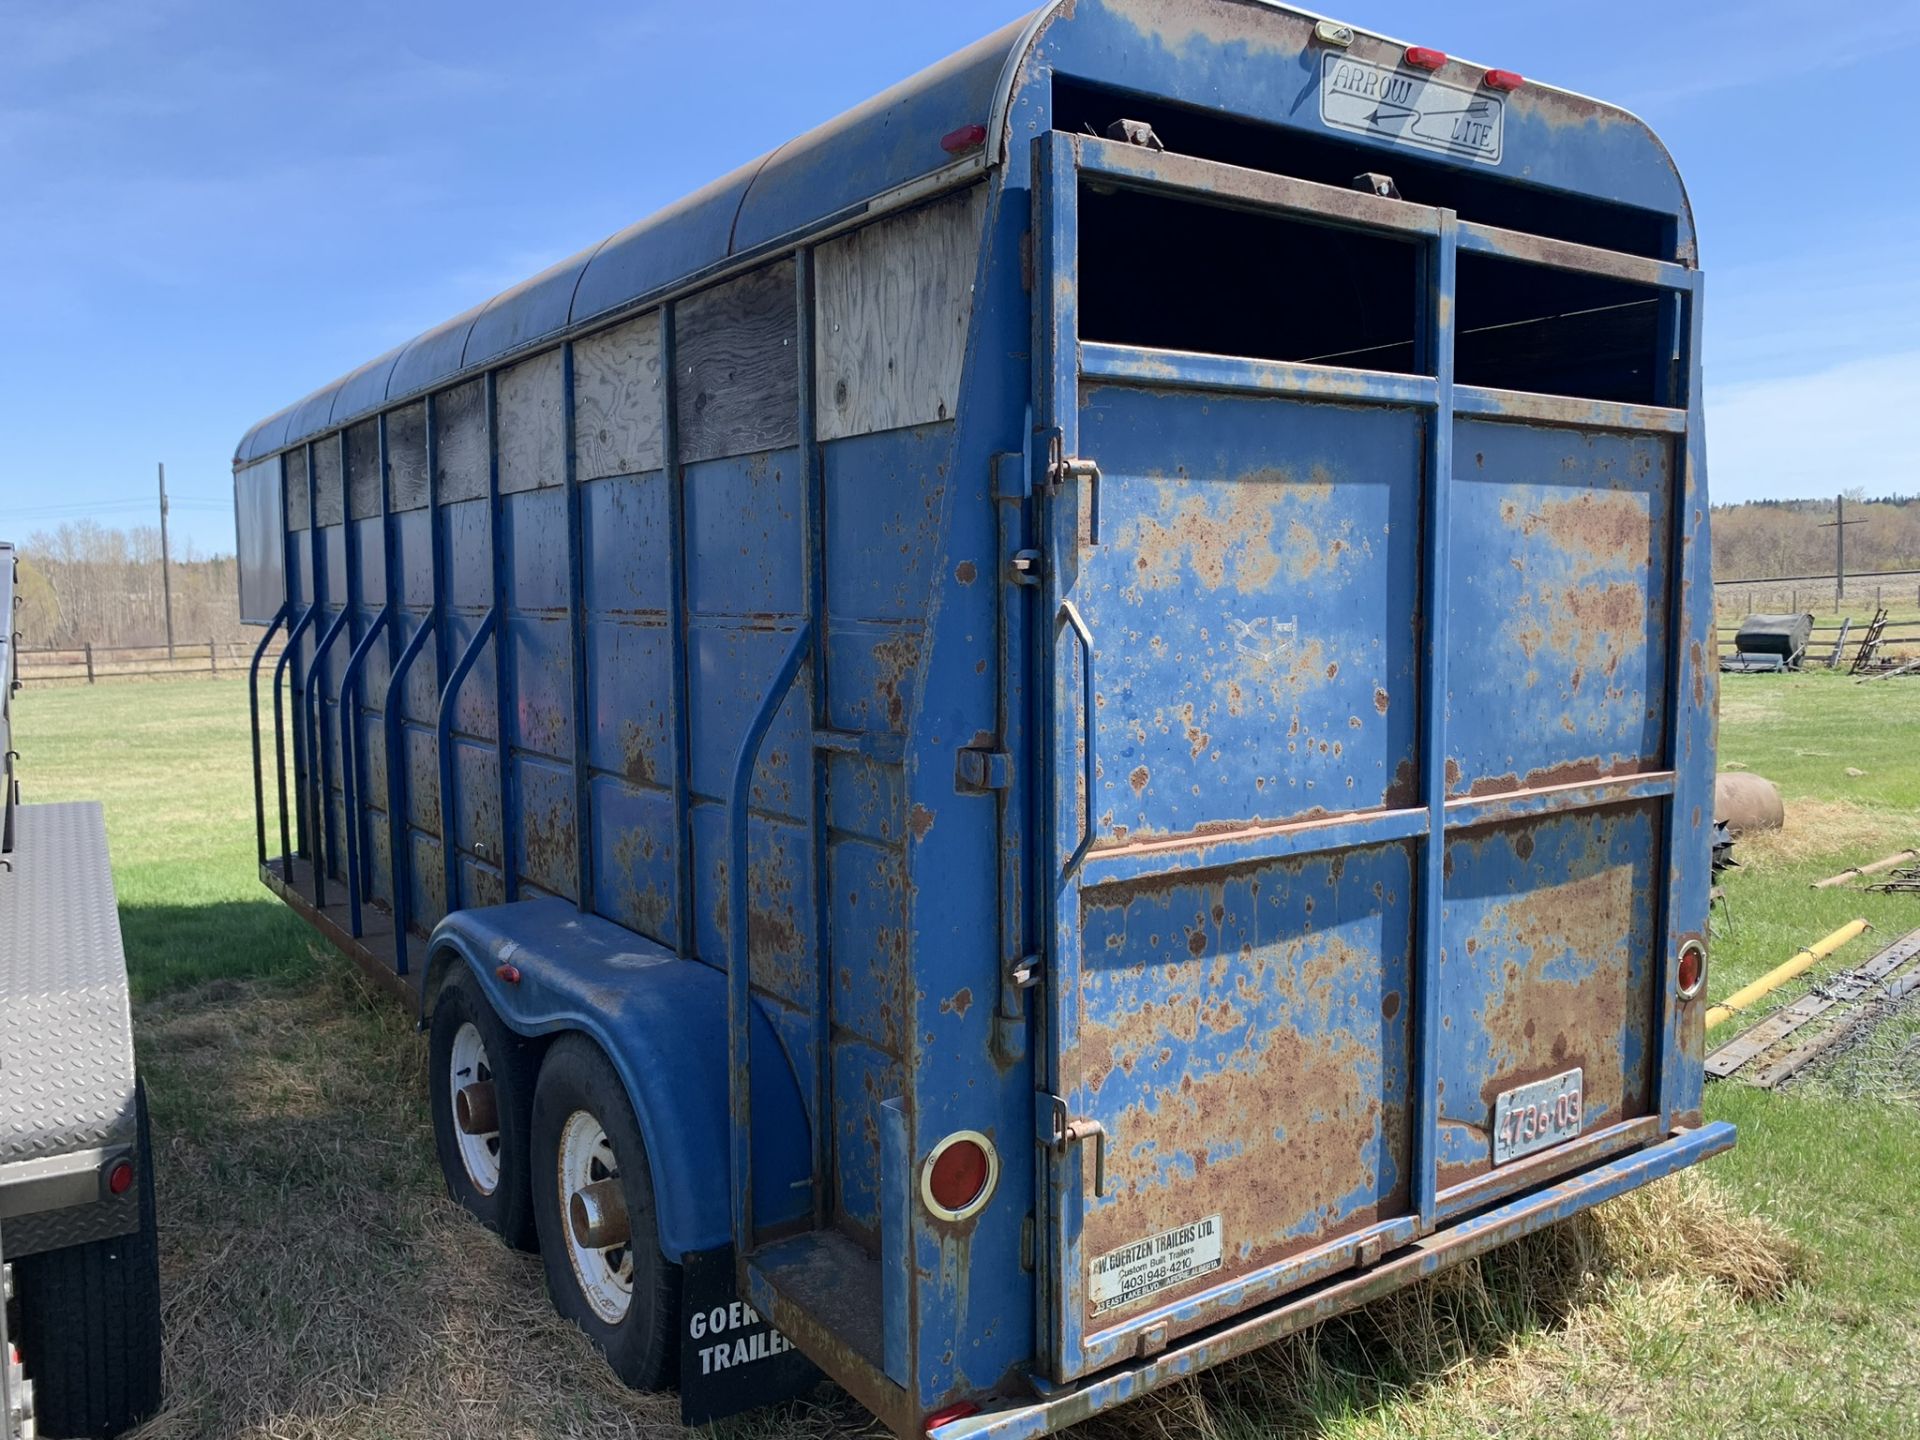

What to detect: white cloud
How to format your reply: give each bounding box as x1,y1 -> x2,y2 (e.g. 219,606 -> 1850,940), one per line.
1706,349 -> 1920,503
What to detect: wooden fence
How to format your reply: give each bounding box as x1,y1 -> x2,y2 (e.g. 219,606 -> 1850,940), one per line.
17,638 -> 285,684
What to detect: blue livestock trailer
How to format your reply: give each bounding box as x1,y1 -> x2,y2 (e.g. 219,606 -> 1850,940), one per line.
234,3 -> 1729,1433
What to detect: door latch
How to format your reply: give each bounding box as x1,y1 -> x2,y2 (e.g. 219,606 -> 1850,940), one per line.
1046,438 -> 1102,547
1041,1094 -> 1110,1197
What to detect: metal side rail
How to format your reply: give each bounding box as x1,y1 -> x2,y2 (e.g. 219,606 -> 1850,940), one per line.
933,1123 -> 1734,1440
0,803 -> 140,1259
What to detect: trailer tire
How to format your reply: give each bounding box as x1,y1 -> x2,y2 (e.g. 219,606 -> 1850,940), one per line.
531,1035 -> 680,1390
13,1079 -> 163,1439
429,966 -> 538,1251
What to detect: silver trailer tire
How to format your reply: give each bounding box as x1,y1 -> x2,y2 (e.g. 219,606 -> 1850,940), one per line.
530,1035 -> 680,1390
12,1081 -> 162,1439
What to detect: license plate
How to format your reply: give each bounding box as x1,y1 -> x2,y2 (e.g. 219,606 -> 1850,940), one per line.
1492,1068 -> 1583,1165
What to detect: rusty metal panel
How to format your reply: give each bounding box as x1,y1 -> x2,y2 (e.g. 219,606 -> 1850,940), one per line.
515,755 -> 579,902
1063,841 -> 1416,1333
1071,386 -> 1425,845
1435,802 -> 1659,1190
588,776 -> 678,945
1445,419 -> 1673,798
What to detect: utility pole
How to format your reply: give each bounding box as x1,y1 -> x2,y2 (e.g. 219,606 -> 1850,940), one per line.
1819,493 -> 1864,612
158,461 -> 175,659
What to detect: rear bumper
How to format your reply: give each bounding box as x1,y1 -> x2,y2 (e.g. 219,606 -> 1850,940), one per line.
934,1122 -> 1735,1440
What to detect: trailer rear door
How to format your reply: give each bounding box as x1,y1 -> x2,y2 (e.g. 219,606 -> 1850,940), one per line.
1031,132 -> 1703,1381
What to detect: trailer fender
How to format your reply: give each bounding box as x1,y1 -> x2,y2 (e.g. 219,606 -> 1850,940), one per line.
423,899 -> 811,1258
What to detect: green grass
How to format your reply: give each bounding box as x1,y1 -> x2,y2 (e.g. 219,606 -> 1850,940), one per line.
13,673 -> 1920,1438
14,677 -> 316,998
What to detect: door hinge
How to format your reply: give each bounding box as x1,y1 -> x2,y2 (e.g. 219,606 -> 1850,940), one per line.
1009,953 -> 1041,989
1009,549 -> 1044,586
955,745 -> 1012,793
1039,1094 -> 1110,1197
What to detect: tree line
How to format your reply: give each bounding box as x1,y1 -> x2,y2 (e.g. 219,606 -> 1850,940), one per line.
13,498 -> 1920,653
13,521 -> 252,651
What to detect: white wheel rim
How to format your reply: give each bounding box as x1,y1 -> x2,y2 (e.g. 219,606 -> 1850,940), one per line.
449,1022 -> 502,1196
559,1110 -> 634,1324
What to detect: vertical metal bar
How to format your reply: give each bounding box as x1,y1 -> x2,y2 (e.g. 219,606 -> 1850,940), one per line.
290,446 -> 314,860
1655,271 -> 1710,1128
248,604 -> 291,867
661,302 -> 695,957
728,622 -> 813,1257
305,443 -> 326,871
344,431 -> 363,887
1410,211 -> 1459,1230
487,371 -> 517,902
384,611 -> 436,973
795,249 -> 832,1225
440,610 -> 499,915
378,410 -> 399,899
562,342 -> 594,913
340,609 -> 390,937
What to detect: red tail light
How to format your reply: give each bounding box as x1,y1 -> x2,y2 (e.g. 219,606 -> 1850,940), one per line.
1483,68 -> 1526,92
1404,46 -> 1447,71
108,1159 -> 135,1196
940,123 -> 988,155
922,1132 -> 999,1221
1677,942 -> 1706,998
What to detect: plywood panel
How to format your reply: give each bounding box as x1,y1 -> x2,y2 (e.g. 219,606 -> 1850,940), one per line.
347,420 -> 382,519
675,260 -> 798,464
284,448 -> 311,531
435,379 -> 488,504
313,437 -> 344,526
497,348 -> 565,494
574,312 -> 664,480
816,186 -> 986,442
388,402 -> 429,512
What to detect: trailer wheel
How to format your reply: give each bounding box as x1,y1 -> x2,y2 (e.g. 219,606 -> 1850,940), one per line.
13,1080 -> 163,1438
429,966 -> 537,1251
531,1035 -> 680,1390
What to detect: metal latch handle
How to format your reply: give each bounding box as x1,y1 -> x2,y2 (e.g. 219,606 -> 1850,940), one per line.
1044,1095 -> 1109,1198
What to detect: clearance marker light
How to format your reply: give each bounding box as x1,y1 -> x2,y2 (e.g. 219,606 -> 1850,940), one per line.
940,123 -> 988,155
1403,46 -> 1447,71
1483,68 -> 1526,92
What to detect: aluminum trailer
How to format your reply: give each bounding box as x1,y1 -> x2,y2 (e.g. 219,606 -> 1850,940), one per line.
0,543 -> 163,1439
233,4 -> 1728,1433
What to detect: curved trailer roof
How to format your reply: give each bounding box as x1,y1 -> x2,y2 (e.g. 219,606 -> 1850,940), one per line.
236,0 -> 1691,466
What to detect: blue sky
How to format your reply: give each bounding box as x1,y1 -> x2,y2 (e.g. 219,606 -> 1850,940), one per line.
3,0 -> 1916,555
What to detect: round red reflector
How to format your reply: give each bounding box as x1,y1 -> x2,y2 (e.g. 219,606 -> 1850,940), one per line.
1677,943 -> 1705,998
922,1132 -> 999,1221
1483,68 -> 1526,92
495,963 -> 521,984
1404,46 -> 1448,71
108,1159 -> 135,1196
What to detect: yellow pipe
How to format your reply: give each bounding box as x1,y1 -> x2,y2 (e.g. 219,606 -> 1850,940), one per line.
1705,919 -> 1870,1031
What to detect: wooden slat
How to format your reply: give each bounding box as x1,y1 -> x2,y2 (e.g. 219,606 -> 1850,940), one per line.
814,186 -> 986,442
312,439 -> 344,526
387,402 -> 429,512
496,348 -> 566,494
347,419 -> 382,519
433,379 -> 489,504
573,311 -> 665,479
675,259 -> 799,464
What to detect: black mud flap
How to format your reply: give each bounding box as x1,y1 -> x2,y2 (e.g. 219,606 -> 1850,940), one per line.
678,1247 -> 822,1425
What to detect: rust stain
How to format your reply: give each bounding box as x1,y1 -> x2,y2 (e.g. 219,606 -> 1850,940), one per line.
1129,764 -> 1150,795
908,803 -> 935,841
954,560 -> 978,585
1373,687 -> 1390,715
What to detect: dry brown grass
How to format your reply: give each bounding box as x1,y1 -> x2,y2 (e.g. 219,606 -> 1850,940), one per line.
128,956 -> 1807,1440
1733,797 -> 1915,868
